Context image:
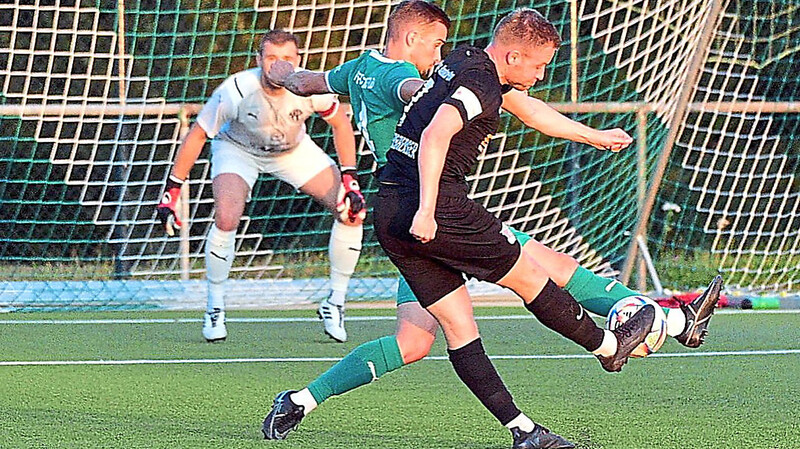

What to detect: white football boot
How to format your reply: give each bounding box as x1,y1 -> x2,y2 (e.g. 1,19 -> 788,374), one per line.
317,299 -> 346,342
202,308 -> 227,342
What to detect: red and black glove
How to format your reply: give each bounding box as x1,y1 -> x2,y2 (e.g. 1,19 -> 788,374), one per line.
156,175 -> 184,236
336,167 -> 366,223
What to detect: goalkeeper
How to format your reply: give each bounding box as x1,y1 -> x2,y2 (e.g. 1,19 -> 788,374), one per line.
156,30 -> 365,343
262,2 -> 723,447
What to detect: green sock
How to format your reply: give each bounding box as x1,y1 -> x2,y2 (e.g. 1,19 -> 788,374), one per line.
565,266 -> 640,316
307,335 -> 404,404
509,227 -> 661,318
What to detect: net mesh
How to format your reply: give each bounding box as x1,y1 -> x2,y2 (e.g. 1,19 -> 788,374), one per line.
1,0 -> 797,310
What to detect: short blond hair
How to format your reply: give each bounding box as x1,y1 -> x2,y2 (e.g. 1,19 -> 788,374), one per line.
493,8 -> 561,49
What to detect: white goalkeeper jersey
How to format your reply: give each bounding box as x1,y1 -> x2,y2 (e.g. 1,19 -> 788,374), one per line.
196,67 -> 339,156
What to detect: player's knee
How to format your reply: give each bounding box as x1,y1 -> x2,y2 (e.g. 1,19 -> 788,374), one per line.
500,252 -> 550,295
520,240 -> 579,287
214,214 -> 240,232
396,330 -> 435,364
335,214 -> 364,227
541,250 -> 578,284
552,252 -> 579,286
437,317 -> 479,347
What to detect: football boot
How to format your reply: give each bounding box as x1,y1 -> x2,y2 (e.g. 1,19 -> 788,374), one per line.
202,308 -> 227,342
262,390 -> 305,440
675,275 -> 723,348
597,304 -> 655,372
318,298 -> 347,342
511,423 -> 575,449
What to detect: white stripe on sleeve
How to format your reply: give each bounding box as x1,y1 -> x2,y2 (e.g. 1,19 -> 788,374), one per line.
451,85 -> 483,120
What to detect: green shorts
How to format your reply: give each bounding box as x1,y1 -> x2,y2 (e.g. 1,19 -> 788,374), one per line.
395,226 -> 531,305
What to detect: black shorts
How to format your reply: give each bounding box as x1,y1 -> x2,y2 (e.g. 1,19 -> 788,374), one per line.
374,184 -> 521,307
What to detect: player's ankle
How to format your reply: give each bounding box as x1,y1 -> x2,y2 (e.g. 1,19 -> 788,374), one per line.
591,330 -> 617,357
290,388 -> 318,416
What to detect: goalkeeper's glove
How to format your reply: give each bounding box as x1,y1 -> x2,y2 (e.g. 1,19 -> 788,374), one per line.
336,167 -> 366,223
156,175 -> 184,236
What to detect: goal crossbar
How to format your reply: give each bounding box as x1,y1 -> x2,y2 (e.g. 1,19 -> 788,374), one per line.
2,102 -> 799,117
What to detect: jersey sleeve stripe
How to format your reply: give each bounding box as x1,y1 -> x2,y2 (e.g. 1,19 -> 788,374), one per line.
324,71 -> 343,95
451,86 -> 483,121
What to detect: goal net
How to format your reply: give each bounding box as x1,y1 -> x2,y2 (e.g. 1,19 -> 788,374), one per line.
1,0 -> 797,310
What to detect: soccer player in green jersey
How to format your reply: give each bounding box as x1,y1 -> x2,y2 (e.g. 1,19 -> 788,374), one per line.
262,1 -> 723,446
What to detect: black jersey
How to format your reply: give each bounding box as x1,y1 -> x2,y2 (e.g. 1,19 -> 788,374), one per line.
380,46 -> 511,196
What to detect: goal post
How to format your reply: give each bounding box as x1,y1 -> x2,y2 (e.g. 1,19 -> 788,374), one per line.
1,0 -> 798,311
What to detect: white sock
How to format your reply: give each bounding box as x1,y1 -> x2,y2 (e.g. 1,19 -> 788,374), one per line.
290,388 -> 318,416
592,330 -> 618,357
505,413 -> 535,433
666,308 -> 687,337
205,224 -> 235,312
328,220 -> 362,306
208,282 -> 226,312
328,290 -> 347,307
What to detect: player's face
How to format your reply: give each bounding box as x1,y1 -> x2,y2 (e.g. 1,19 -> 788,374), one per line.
258,41 -> 302,79
506,44 -> 557,91
409,22 -> 448,77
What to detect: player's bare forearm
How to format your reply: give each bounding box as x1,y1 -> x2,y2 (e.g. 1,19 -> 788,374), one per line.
284,71 -> 330,97
326,106 -> 358,167
267,61 -> 329,96
502,90 -> 633,152
171,123 -> 208,180
417,105 -> 462,213
413,127 -> 448,243
417,135 -> 447,215
502,90 -> 591,142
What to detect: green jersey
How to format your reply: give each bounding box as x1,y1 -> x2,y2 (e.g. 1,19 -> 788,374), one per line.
325,49 -> 420,165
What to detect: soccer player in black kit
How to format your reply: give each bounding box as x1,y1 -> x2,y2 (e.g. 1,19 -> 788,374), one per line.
375,8 -> 656,449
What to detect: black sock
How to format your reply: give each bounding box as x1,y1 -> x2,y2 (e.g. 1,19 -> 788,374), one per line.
447,338 -> 520,425
525,279 -> 605,352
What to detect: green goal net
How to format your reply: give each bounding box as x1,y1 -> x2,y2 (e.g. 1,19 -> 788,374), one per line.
1,0 -> 798,310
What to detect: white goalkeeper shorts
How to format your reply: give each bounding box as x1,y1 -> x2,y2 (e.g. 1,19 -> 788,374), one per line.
210,134 -> 336,190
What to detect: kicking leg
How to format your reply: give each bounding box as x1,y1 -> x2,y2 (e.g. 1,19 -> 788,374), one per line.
497,250 -> 654,372
511,228 -> 638,314
512,228 -> 722,346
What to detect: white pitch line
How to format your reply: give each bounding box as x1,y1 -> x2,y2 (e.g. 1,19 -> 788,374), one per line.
1,349 -> 798,367
1,309 -> 798,325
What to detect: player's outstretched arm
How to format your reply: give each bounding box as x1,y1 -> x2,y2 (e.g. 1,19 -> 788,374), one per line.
411,104 -> 463,243
156,123 -> 208,235
267,60 -> 330,96
502,89 -> 633,152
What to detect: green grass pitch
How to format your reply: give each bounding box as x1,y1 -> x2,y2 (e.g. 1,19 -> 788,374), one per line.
1,308 -> 798,448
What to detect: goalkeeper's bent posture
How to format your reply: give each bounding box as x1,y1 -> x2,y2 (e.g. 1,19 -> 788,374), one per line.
156,30 -> 365,343
261,4 -> 724,449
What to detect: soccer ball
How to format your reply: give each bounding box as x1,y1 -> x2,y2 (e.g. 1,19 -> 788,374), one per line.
605,296 -> 668,358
